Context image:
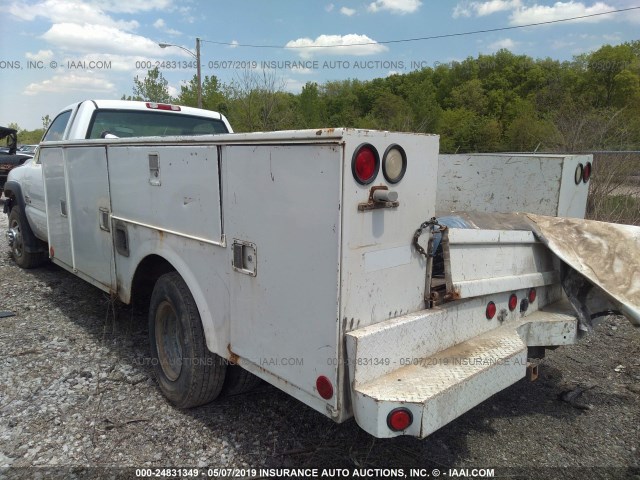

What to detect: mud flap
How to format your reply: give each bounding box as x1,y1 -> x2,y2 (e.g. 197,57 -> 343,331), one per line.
526,214 -> 640,330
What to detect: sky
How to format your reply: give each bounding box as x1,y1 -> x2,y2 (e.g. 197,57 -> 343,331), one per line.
1,0 -> 639,130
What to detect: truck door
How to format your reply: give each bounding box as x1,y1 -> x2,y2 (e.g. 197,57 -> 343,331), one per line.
43,146 -> 116,291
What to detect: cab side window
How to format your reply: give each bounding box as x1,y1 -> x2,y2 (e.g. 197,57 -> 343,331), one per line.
42,110 -> 72,142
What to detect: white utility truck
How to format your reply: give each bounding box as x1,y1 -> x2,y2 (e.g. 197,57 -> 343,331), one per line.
3,100 -> 639,439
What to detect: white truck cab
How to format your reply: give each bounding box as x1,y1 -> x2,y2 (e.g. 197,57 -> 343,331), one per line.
4,100 -> 232,267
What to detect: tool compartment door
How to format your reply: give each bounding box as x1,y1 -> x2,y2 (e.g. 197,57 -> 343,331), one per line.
67,146 -> 115,289
224,143 -> 342,406
43,145 -> 115,291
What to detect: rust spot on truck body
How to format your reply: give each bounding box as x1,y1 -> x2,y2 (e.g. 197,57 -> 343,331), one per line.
227,343 -> 240,365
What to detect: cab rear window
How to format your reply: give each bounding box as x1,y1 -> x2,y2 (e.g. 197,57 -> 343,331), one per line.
86,109 -> 228,139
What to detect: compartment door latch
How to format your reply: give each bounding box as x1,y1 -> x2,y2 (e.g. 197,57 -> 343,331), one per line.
232,240 -> 257,277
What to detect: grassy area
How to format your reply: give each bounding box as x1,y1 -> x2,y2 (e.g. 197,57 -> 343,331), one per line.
587,194 -> 640,225
586,153 -> 640,225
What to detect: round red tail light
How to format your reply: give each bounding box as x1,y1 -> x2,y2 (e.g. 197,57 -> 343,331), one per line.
352,144 -> 379,185
316,376 -> 334,400
508,294 -> 518,311
583,162 -> 592,183
528,288 -> 537,303
486,301 -> 497,320
387,408 -> 413,431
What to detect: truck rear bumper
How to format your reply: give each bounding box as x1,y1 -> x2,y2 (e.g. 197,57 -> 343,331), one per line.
345,299 -> 578,438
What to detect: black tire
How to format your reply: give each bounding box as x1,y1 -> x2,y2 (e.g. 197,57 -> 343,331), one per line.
8,205 -> 46,269
149,272 -> 226,408
222,365 -> 262,396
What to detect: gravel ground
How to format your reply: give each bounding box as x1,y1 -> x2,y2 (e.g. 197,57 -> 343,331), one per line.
0,198 -> 639,480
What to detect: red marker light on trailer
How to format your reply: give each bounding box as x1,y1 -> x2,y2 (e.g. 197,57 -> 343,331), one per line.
529,288 -> 537,303
508,294 -> 518,311
351,144 -> 379,185
387,408 -> 413,431
145,102 -> 181,111
486,301 -> 497,320
583,162 -> 592,183
316,376 -> 334,400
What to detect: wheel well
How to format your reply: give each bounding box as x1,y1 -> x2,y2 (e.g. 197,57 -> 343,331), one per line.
130,255 -> 176,310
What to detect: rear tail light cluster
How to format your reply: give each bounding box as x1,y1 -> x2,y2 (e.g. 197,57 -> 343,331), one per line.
352,143 -> 407,185
486,289 -> 537,319
575,162 -> 592,185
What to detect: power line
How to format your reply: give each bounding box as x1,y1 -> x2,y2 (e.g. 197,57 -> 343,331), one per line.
200,6 -> 640,49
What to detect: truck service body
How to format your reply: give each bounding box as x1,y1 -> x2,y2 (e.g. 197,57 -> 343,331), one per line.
4,100 -> 639,439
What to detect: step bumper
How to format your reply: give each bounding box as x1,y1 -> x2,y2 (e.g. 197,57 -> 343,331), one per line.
345,299 -> 578,438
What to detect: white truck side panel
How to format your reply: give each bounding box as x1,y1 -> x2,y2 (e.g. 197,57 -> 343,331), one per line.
557,154 -> 592,218
41,148 -> 72,267
340,132 -> 440,331
108,145 -> 223,243
20,157 -> 48,241
223,144 -> 342,410
112,225 -> 230,352
65,146 -> 115,289
437,154 -> 589,218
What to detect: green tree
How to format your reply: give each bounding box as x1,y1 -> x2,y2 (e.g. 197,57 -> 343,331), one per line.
297,82 -> 323,128
587,44 -> 636,107
175,74 -> 227,113
123,67 -> 172,103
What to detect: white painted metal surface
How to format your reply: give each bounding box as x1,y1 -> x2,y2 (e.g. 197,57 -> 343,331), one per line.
108,145 -> 223,244
438,154 -> 590,218
340,131 -> 440,333
224,143 -> 342,412
447,228 -> 558,298
9,156 -> 47,241
65,146 -> 114,289
347,298 -> 577,438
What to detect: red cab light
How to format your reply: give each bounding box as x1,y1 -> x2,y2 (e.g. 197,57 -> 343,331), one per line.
508,294 -> 518,311
583,162 -> 592,183
145,102 -> 181,111
387,408 -> 413,431
316,376 -> 334,400
528,288 -> 537,303
486,301 -> 497,320
352,144 -> 379,185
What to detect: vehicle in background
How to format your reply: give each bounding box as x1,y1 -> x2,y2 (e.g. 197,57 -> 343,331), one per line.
0,127 -> 35,198
17,145 -> 38,155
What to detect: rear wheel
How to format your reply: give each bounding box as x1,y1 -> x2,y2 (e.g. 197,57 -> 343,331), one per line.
222,365 -> 262,396
8,205 -> 46,269
149,272 -> 226,408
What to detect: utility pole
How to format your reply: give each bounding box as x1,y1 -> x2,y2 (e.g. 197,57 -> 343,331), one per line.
196,37 -> 202,108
